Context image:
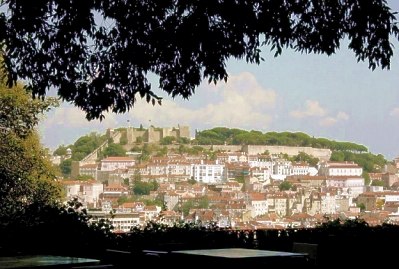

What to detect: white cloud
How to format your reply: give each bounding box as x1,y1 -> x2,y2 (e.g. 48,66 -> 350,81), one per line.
319,117 -> 337,127
336,111 -> 349,120
44,105 -> 118,128
129,72 -> 277,130
290,100 -> 326,118
319,111 -> 349,127
390,107 -> 399,117
290,100 -> 349,127
38,105 -> 120,147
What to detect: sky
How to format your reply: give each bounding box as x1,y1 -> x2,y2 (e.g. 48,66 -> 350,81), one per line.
38,1 -> 399,160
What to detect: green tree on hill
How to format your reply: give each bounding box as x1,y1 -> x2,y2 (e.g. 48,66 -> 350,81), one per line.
133,180 -> 159,196
160,136 -> 176,145
156,146 -> 168,157
54,132 -> 107,161
53,145 -> 68,156
279,181 -> 293,191
371,180 -> 385,187
59,158 -> 72,177
195,128 -> 369,152
363,172 -> 371,186
290,152 -> 319,167
100,143 -> 126,158
330,151 -> 386,173
76,175 -> 93,181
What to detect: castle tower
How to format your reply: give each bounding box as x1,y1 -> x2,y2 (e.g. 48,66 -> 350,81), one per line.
126,127 -> 134,144
178,124 -> 190,139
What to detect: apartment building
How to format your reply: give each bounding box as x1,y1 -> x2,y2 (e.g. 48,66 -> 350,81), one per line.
100,156 -> 135,171
191,160 -> 224,184
319,161 -> 363,177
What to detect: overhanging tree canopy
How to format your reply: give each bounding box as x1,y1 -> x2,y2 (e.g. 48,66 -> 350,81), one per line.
1,0 -> 398,120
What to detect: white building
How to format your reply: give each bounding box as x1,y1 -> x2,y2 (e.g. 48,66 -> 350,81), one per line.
319,161 -> 363,177
79,163 -> 99,179
273,160 -> 292,176
145,161 -> 191,177
385,192 -> 399,202
228,153 -> 247,163
217,152 -> 248,163
143,205 -> 162,221
291,162 -> 312,176
163,191 -> 180,210
247,193 -> 268,218
100,157 -> 135,171
112,212 -> 142,232
129,158 -> 192,182
320,192 -> 337,214
247,155 -> 273,169
191,160 -> 224,184
93,212 -> 142,232
267,193 -> 290,217
102,184 -> 129,199
62,180 -> 103,206
326,176 -> 365,198
251,167 -> 271,183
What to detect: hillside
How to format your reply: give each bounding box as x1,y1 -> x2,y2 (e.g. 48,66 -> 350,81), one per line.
194,127 -> 368,152
53,127 -> 388,178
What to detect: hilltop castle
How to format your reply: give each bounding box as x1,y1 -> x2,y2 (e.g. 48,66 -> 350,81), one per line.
108,125 -> 191,144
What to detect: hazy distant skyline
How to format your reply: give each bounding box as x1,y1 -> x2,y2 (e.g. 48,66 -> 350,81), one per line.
38,1 -> 399,160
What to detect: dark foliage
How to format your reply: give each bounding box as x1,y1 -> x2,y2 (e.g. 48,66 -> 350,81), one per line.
115,221 -> 253,252
3,209 -> 399,268
1,0 -> 398,119
115,219 -> 399,268
0,199 -> 115,258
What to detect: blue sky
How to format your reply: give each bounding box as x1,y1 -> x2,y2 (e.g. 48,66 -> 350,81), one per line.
39,1 -> 399,160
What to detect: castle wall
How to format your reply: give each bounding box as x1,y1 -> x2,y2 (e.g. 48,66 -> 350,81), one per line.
126,127 -> 133,144
162,127 -> 179,138
112,131 -> 121,144
242,145 -> 331,160
126,125 -> 191,144
178,125 -> 191,139
127,128 -> 146,143
208,145 -> 243,152
196,145 -> 330,159
148,127 -> 161,143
